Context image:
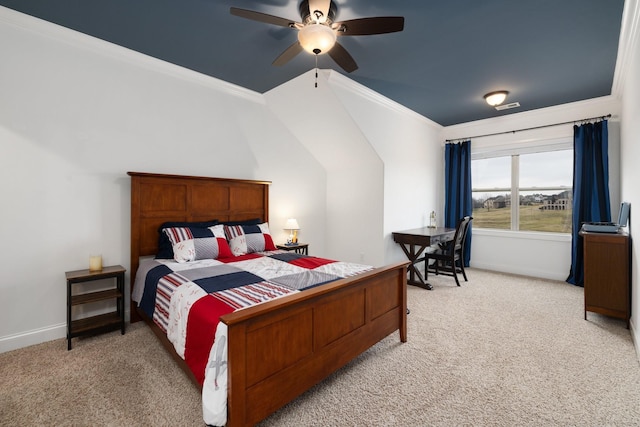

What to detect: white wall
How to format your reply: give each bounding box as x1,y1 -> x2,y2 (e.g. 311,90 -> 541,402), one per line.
264,71 -> 385,265
0,8 -> 326,352
265,71 -> 444,266
618,0 -> 640,353
441,96 -> 622,280
326,73 -> 443,265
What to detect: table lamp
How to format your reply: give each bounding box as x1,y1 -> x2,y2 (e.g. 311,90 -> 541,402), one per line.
285,218 -> 300,244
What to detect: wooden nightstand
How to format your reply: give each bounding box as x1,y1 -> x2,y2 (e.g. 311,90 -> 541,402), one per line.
65,265 -> 126,350
276,243 -> 309,255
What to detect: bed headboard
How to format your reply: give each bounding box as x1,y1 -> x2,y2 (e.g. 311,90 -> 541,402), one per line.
128,171 -> 271,321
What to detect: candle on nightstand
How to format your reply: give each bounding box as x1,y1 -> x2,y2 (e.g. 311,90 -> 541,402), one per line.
89,255 -> 103,272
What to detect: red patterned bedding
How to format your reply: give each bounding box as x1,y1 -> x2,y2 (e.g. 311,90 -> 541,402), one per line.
132,250 -> 373,424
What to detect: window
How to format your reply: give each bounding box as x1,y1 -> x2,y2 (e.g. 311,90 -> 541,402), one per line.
471,156 -> 512,230
471,144 -> 573,233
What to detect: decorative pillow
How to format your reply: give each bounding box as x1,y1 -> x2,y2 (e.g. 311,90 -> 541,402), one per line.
156,220 -> 218,259
163,224 -> 232,263
224,222 -> 277,256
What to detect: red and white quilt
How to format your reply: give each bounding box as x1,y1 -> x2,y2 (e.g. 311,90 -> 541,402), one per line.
132,250 -> 372,425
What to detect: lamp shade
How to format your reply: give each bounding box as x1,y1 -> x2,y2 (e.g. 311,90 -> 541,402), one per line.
484,91 -> 509,106
298,24 -> 336,55
285,218 -> 300,230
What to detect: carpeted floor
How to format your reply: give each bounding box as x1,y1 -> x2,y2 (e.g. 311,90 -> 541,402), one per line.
2,268 -> 639,426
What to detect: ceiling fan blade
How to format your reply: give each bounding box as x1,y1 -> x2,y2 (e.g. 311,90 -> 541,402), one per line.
308,0 -> 331,23
230,7 -> 299,29
335,17 -> 405,36
273,42 -> 304,66
328,42 -> 358,73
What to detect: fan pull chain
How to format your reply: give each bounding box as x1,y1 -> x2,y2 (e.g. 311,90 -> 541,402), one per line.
315,55 -> 318,88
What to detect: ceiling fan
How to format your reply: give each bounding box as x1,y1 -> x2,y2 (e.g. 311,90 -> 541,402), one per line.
230,0 -> 404,73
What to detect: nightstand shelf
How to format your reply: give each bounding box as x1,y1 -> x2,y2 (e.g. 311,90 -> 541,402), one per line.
70,312 -> 122,334
71,288 -> 122,305
65,265 -> 126,350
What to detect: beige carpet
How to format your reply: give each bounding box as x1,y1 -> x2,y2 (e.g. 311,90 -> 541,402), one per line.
2,269 -> 639,426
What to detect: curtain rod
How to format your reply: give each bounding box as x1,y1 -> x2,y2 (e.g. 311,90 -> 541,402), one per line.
445,114 -> 611,143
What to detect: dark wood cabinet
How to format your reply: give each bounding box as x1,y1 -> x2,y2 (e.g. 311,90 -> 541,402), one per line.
66,265 -> 126,349
581,231 -> 630,327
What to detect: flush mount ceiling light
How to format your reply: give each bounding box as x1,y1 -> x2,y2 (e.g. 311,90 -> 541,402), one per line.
484,91 -> 509,106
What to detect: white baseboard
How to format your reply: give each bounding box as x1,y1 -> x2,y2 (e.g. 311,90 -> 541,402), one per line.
0,309 -> 132,354
469,261 -> 567,281
0,323 -> 66,354
631,321 -> 640,364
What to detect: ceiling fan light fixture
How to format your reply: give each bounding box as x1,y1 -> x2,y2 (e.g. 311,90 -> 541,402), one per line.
484,90 -> 509,106
298,23 -> 336,55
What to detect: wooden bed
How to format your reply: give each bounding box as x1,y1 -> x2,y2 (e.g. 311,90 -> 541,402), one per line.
128,171 -> 408,426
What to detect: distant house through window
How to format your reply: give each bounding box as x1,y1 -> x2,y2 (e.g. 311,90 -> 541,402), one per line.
471,143 -> 573,233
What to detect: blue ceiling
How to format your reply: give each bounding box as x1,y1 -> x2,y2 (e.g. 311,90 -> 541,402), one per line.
0,0 -> 625,126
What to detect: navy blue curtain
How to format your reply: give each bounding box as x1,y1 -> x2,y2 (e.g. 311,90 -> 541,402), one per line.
444,141 -> 473,266
566,120 -> 610,286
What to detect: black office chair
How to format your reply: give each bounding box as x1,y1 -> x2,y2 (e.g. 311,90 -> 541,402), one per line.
425,216 -> 472,287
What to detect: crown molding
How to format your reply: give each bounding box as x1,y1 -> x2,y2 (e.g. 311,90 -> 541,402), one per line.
326,71 -> 442,131
0,6 -> 265,104
611,0 -> 640,97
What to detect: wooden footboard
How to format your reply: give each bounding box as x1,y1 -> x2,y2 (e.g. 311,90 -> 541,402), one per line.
222,261 -> 407,427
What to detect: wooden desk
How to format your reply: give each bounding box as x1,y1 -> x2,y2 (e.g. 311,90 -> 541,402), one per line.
392,227 -> 455,290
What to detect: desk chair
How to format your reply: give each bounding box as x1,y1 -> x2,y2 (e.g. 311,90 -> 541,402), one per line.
425,216 -> 472,287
